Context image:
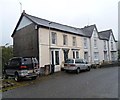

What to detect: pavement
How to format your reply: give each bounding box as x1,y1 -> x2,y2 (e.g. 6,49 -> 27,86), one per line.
2,66 -> 119,98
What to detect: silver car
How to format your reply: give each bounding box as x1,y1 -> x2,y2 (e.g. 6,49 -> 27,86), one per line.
64,59 -> 91,74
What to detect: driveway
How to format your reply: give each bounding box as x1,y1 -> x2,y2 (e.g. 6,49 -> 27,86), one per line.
2,67 -> 118,98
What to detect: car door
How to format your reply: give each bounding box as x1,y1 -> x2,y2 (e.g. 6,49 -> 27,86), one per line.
80,59 -> 85,70
75,59 -> 84,70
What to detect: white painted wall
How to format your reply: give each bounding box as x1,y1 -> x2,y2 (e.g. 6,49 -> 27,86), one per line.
109,34 -> 118,61
38,27 -> 84,72
83,37 -> 91,63
90,28 -> 100,64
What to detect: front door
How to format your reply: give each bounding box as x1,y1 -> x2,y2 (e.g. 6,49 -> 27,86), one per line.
84,52 -> 88,62
63,49 -> 69,62
51,50 -> 60,66
104,51 -> 107,61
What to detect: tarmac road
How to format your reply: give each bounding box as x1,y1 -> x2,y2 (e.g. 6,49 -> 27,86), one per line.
2,66 -> 118,98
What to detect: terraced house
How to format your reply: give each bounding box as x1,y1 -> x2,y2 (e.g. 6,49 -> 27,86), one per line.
99,29 -> 118,62
81,25 -> 100,64
11,11 -> 84,72
11,11 -> 118,72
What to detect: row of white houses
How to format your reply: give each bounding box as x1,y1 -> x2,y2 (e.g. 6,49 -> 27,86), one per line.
12,11 -> 118,72
81,25 -> 118,65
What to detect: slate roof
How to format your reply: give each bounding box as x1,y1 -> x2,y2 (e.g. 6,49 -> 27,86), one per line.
98,30 -> 112,41
12,11 -> 84,37
80,24 -> 97,37
12,11 -> 117,42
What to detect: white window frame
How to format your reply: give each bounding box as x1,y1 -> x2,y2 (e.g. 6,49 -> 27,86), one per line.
84,37 -> 87,49
50,49 -> 60,65
111,41 -> 114,50
63,34 -> 68,46
94,39 -> 97,48
73,36 -> 77,46
94,52 -> 99,60
51,32 -> 57,45
72,50 -> 79,59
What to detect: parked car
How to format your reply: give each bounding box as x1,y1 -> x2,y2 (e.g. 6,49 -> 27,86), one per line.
64,59 -> 91,74
3,57 -> 40,81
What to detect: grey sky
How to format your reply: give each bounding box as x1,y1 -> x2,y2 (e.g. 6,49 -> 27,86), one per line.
1,0 -> 119,46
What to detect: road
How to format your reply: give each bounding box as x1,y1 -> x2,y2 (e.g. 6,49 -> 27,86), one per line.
2,67 -> 118,98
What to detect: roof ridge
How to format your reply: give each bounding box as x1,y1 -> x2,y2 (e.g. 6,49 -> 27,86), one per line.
80,24 -> 96,29
98,29 -> 112,33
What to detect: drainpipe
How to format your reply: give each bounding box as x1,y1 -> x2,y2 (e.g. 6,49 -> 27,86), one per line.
48,22 -> 52,73
89,38 -> 92,64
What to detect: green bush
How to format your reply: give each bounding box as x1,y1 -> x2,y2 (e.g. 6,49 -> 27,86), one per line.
1,46 -> 13,68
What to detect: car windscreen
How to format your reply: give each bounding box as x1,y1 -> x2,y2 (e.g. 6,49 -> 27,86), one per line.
65,59 -> 74,63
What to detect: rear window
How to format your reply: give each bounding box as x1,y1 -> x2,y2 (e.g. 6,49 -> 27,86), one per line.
22,58 -> 32,65
65,59 -> 74,63
9,58 -> 21,66
75,59 -> 84,64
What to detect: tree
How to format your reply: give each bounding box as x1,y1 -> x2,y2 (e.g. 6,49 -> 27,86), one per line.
2,46 -> 13,68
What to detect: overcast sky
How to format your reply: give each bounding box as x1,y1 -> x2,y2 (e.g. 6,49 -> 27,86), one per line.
1,0 -> 119,46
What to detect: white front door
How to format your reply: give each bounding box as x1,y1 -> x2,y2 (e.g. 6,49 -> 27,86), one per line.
51,49 -> 60,72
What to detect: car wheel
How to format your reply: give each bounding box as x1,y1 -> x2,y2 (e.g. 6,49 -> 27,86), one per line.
76,68 -> 80,74
87,66 -> 90,71
31,76 -> 37,80
14,73 -> 20,82
3,72 -> 8,79
65,70 -> 69,73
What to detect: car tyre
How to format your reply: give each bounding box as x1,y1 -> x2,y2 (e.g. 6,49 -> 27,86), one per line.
31,76 -> 37,80
65,70 -> 69,73
3,72 -> 8,79
87,66 -> 90,71
76,68 -> 80,74
14,73 -> 20,82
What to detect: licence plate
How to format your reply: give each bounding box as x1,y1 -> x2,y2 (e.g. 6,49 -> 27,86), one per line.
67,65 -> 70,67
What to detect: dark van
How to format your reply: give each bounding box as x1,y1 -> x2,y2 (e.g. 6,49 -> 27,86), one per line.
3,57 -> 40,81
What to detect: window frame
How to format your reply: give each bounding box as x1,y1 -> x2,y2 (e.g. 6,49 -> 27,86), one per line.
63,34 -> 68,46
51,32 -> 57,45
84,37 -> 87,49
94,39 -> 97,48
72,50 -> 79,59
72,36 -> 76,46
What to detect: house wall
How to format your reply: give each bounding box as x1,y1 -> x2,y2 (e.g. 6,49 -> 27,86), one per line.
90,28 -> 100,64
38,27 -> 84,71
98,39 -> 109,64
98,39 -> 104,63
83,37 -> 91,63
13,23 -> 39,59
109,34 -> 118,61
